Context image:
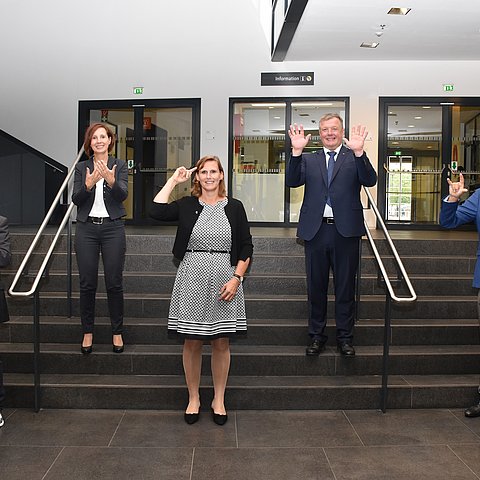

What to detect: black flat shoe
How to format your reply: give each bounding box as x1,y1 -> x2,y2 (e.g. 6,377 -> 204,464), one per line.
211,408 -> 228,426
464,404 -> 480,418
306,339 -> 325,356
337,343 -> 355,356
81,345 -> 92,355
112,344 -> 124,353
184,412 -> 200,425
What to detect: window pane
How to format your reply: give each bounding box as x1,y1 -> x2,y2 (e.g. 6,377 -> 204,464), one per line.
232,102 -> 286,222
386,105 -> 442,223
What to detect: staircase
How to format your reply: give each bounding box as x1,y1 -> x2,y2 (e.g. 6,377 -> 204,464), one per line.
1,227 -> 479,410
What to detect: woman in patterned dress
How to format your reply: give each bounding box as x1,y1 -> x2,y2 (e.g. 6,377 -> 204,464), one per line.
151,155 -> 253,425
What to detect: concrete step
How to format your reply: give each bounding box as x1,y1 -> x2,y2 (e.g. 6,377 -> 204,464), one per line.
4,373 -> 479,410
1,317 -> 479,347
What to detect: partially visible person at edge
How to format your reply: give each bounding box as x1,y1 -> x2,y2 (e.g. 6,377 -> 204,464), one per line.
439,172 -> 480,418
150,155 -> 253,426
286,113 -> 377,357
72,123 -> 128,355
0,215 -> 12,428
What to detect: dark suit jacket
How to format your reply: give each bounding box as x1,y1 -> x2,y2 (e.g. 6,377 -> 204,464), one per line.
72,157 -> 128,222
440,189 -> 480,287
150,196 -> 253,266
0,215 -> 11,268
286,146 -> 377,240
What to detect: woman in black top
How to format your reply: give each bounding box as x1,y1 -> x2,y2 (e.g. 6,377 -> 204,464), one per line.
72,123 -> 128,354
151,155 -> 253,425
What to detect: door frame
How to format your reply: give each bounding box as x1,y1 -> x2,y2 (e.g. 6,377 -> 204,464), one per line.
78,98 -> 201,225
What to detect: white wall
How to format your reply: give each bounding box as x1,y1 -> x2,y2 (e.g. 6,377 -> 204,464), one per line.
1,0 -> 480,184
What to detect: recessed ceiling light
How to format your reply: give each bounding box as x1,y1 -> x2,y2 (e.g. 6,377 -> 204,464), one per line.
422,106 -> 431,109
440,102 -> 455,105
392,141 -> 399,145
387,7 -> 411,15
407,125 -> 415,128
414,116 -> 422,119
360,42 -> 379,48
427,146 -> 432,149
273,116 -> 281,119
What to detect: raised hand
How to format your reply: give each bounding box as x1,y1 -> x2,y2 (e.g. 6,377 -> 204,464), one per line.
94,159 -> 117,187
288,123 -> 311,155
344,124 -> 368,156
85,166 -> 102,191
447,173 -> 468,201
171,166 -> 197,185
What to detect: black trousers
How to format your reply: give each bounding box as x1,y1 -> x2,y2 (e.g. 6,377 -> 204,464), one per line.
0,359 -> 5,408
304,223 -> 360,345
75,219 -> 126,335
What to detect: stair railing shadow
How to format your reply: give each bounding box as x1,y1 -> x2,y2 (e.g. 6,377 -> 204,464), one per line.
358,186 -> 417,412
7,146 -> 84,412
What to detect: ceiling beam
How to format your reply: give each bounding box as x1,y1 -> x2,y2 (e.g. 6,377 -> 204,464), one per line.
271,0 -> 309,62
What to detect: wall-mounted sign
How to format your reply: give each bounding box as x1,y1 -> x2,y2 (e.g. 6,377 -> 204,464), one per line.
261,72 -> 314,86
443,84 -> 454,92
133,87 -> 144,95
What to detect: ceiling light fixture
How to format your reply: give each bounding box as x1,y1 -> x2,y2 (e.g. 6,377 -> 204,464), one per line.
360,42 -> 379,48
387,7 -> 411,15
414,116 -> 422,119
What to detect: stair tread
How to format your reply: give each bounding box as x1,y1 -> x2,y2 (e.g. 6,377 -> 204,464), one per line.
5,316 -> 480,326
5,373 -> 479,388
1,343 -> 479,355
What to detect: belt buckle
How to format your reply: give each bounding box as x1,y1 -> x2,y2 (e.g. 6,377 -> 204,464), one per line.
92,217 -> 103,225
326,218 -> 334,224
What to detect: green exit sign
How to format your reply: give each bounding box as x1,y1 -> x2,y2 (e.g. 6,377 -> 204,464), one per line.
133,87 -> 144,95
394,151 -> 402,156
443,84 -> 454,92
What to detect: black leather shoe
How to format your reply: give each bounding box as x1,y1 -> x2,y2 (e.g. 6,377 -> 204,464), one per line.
112,344 -> 124,353
81,345 -> 92,355
337,343 -> 355,356
211,408 -> 228,426
464,403 -> 480,418
306,339 -> 325,356
184,412 -> 200,424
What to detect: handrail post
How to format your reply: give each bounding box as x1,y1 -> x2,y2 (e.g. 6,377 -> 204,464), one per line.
33,291 -> 41,412
67,216 -> 73,318
380,293 -> 393,413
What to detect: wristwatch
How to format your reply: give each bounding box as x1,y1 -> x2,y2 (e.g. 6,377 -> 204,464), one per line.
233,273 -> 244,283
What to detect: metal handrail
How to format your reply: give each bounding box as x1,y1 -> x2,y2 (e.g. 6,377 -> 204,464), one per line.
361,186 -> 417,413
8,146 -> 84,412
8,146 -> 83,297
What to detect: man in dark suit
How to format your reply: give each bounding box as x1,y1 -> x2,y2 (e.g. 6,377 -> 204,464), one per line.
286,113 -> 377,356
0,214 -> 12,427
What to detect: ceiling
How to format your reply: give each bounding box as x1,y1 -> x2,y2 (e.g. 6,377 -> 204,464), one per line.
283,1 -> 480,61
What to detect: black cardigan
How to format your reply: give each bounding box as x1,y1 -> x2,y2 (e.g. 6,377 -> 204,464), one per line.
150,196 -> 253,266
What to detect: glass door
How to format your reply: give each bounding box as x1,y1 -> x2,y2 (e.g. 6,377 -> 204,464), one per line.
229,98 -> 348,225
79,99 -> 200,224
86,108 -> 135,219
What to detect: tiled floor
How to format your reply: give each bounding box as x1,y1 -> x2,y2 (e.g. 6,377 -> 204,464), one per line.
0,408 -> 479,479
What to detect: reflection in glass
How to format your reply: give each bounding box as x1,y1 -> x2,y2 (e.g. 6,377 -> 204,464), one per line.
232,103 -> 286,222
386,105 -> 442,223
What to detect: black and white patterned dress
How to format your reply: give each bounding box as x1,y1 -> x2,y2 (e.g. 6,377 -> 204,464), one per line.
168,198 -> 247,339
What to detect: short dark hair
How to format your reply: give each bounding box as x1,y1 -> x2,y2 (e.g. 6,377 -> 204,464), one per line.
83,123 -> 115,156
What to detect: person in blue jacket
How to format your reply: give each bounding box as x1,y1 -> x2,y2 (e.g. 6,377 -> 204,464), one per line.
440,172 -> 480,418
